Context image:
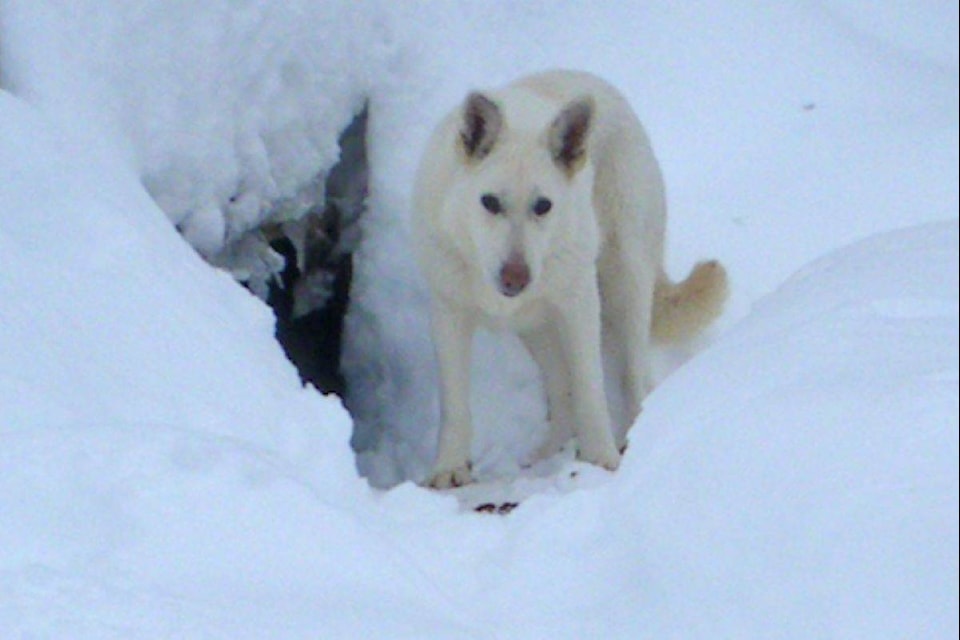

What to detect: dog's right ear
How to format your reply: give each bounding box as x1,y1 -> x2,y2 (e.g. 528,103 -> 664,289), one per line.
458,92 -> 502,161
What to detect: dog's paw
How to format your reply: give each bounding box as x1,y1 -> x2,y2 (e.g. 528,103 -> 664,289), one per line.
425,463 -> 473,489
576,446 -> 621,472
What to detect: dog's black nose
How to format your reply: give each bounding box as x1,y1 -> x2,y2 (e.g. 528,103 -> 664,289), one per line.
499,259 -> 530,297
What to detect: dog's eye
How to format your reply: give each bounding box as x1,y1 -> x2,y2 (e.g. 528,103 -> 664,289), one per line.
480,194 -> 503,214
532,197 -> 552,216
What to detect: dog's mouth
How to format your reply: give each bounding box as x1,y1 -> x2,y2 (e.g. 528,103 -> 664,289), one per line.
498,283 -> 526,298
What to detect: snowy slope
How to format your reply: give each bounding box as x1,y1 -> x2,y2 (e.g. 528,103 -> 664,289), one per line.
1,1 -> 958,638
0,89 -> 452,638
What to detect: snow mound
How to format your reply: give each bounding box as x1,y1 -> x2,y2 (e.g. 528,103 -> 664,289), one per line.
615,219 -> 958,637
1,0 -> 404,290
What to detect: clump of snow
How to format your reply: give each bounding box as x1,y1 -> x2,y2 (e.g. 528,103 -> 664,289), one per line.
0,1 -> 957,637
1,0 -> 400,289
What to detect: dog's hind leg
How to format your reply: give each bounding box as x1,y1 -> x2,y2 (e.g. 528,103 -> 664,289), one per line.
599,245 -> 656,449
552,281 -> 621,471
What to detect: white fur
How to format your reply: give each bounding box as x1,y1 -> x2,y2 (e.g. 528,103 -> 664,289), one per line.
413,70 -> 727,488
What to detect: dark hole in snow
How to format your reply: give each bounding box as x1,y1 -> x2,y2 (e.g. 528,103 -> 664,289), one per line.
180,106 -> 368,403
255,105 -> 368,395
267,236 -> 352,395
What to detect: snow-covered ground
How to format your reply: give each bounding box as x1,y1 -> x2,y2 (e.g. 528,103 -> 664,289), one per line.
1,1 -> 957,637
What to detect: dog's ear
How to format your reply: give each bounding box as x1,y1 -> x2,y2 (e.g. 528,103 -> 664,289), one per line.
548,96 -> 594,175
459,92 -> 502,161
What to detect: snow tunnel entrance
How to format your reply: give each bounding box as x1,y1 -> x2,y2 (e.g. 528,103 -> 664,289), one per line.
266,106 -> 367,396
252,106 -> 368,397
172,104 -> 368,444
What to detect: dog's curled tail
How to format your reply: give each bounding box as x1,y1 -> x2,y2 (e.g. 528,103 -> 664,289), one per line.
651,260 -> 729,344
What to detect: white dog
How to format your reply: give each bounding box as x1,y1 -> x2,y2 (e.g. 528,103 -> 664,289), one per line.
413,70 -> 728,488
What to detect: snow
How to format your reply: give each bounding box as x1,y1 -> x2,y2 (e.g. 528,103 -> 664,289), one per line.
1,1 -> 957,638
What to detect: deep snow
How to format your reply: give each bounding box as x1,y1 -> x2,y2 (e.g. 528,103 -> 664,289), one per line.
1,1 -> 957,638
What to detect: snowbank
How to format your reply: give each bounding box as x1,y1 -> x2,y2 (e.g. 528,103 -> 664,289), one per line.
617,219 -> 958,637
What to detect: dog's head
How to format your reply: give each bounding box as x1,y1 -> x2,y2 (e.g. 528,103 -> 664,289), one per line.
450,91 -> 595,299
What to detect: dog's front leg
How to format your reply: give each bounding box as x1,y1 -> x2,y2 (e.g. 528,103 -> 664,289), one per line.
426,299 -> 476,488
553,281 -> 622,471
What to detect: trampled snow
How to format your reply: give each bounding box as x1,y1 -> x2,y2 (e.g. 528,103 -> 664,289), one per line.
1,1 -> 957,638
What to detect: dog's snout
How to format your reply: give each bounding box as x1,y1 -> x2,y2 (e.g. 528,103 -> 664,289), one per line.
498,258 -> 531,297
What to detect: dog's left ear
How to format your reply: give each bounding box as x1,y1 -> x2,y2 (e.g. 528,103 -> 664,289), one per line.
548,96 -> 594,175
